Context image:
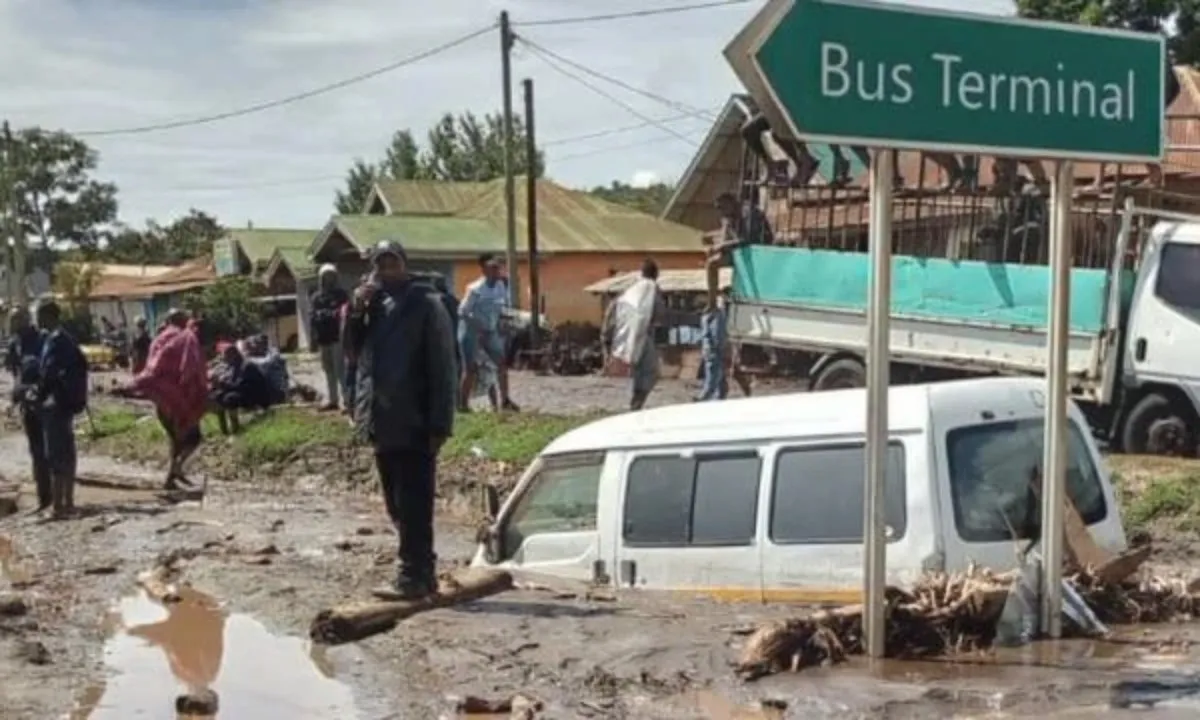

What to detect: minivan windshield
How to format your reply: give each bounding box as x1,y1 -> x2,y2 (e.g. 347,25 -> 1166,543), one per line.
946,419 -> 1107,543
501,454 -> 603,561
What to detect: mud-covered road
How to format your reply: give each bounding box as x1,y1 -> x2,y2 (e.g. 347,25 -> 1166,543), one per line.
2,364 -> 1200,719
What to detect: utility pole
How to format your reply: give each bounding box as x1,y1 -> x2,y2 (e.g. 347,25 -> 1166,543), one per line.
523,78 -> 540,353
499,11 -> 521,308
0,121 -> 21,310
0,121 -> 11,309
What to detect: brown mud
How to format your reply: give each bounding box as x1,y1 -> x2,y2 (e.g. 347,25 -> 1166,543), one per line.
1,368 -> 1200,717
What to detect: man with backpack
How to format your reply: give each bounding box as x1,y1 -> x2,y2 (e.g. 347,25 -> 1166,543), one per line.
5,307 -> 49,511
309,264 -> 349,411
32,301 -> 88,518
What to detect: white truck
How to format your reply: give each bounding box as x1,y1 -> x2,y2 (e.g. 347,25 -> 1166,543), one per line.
727,200 -> 1200,456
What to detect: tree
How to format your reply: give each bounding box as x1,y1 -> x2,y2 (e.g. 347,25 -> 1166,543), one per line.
334,111 -> 545,212
184,276 -> 261,345
52,261 -> 101,342
589,181 -> 676,216
1016,0 -> 1200,66
103,210 -> 224,265
2,126 -> 118,260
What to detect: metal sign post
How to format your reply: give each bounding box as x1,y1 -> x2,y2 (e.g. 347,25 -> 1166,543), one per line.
863,148 -> 894,658
1040,159 -> 1074,638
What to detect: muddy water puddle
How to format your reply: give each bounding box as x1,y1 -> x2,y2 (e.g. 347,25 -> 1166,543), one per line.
75,587 -> 359,719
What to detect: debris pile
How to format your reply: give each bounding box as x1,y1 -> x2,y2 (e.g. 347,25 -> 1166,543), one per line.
735,560 -> 1200,681
521,322 -> 603,376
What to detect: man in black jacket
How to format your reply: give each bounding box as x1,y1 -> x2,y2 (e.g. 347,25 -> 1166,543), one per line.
346,240 -> 457,600
5,308 -> 49,510
34,302 -> 88,519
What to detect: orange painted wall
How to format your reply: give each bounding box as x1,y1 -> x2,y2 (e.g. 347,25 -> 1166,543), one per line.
450,251 -> 704,325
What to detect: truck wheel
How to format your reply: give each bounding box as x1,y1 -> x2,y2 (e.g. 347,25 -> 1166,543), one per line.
810,357 -> 866,392
1121,393 -> 1195,456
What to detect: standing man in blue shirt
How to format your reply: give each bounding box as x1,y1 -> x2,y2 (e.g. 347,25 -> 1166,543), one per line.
696,287 -> 752,401
458,253 -> 519,413
34,302 -> 88,518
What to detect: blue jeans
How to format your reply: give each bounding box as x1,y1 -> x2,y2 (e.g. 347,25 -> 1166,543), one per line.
698,349 -> 727,401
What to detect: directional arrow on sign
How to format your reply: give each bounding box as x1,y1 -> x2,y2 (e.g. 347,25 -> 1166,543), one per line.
724,0 -> 1165,163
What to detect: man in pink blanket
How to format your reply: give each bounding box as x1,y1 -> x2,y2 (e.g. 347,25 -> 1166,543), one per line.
125,309 -> 209,489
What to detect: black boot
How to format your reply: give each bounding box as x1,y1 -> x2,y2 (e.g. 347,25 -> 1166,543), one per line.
372,569 -> 435,601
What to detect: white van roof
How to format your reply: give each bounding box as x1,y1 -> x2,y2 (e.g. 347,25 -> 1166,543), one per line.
542,376 -> 1053,456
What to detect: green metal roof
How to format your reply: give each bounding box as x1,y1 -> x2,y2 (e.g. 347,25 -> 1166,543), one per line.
326,214 -> 508,256
276,246 -> 316,277
457,178 -> 702,253
371,180 -> 490,215
224,228 -> 317,268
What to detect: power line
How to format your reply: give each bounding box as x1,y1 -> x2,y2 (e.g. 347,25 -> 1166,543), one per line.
515,35 -> 716,121
552,132 -> 707,163
541,112 -> 710,147
74,24 -> 497,138
516,0 -> 755,27
522,43 -> 699,147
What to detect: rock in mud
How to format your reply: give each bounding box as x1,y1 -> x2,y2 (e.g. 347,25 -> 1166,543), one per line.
0,595 -> 28,617
0,496 -> 17,518
453,692 -> 542,717
176,688 -> 219,715
15,639 -> 49,665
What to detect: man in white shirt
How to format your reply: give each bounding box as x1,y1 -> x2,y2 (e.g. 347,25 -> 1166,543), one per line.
458,253 -> 520,412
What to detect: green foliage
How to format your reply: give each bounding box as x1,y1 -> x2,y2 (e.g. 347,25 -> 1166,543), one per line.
104,209 -> 224,265
184,276 -> 261,343
1117,468 -> 1200,533
334,111 -> 545,213
52,262 -> 102,343
442,412 -> 594,465
588,181 -> 676,216
1,126 -> 118,259
1017,0 -> 1200,66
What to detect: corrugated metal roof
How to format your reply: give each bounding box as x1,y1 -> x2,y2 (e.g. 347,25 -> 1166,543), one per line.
456,178 -> 703,253
326,214 -> 508,256
371,180 -> 490,215
224,228 -> 317,268
585,268 -> 730,295
89,261 -> 214,299
263,246 -> 318,283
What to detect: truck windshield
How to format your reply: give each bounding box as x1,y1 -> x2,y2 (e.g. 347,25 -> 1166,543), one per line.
946,419 -> 1107,543
1156,242 -> 1200,312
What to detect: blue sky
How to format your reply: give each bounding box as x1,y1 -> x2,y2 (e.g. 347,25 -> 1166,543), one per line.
0,0 -> 1012,230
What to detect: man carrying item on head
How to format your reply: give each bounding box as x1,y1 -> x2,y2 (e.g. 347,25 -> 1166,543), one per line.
310,264 -> 349,411
705,192 -> 774,310
458,253 -> 519,413
33,302 -> 88,518
127,309 -> 208,490
5,308 -> 49,511
345,240 -> 457,601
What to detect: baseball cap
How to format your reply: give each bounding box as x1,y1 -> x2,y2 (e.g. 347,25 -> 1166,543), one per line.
369,240 -> 407,263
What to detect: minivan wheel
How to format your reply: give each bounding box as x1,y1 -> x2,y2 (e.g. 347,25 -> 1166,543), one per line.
810,357 -> 866,392
1121,392 -> 1194,456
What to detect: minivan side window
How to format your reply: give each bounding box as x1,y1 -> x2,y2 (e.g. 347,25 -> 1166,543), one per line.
769,442 -> 907,544
623,452 -> 761,547
502,453 -> 604,561
946,419 -> 1107,543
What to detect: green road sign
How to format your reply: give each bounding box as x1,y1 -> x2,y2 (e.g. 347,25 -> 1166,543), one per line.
725,0 -> 1165,163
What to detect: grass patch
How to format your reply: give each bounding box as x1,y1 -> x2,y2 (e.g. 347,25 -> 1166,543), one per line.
1109,455 -> 1200,534
443,412 -> 596,465
87,405 -> 352,464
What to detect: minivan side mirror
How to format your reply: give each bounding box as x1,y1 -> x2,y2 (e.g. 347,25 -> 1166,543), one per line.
478,483 -> 500,521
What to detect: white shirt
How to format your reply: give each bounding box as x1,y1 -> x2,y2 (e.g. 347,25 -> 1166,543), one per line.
462,277 -> 509,333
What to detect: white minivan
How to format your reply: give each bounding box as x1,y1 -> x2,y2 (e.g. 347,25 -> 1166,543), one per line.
472,377 -> 1128,602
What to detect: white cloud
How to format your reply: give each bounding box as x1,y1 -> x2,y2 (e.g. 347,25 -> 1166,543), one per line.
630,170 -> 661,188
0,0 -> 1015,230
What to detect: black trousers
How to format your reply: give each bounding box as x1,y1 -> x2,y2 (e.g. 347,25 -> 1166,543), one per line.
375,446 -> 437,580
21,410 -> 50,507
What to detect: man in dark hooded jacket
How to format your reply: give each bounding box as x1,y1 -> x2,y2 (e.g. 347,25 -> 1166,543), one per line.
345,240 -> 457,600
5,308 -> 49,510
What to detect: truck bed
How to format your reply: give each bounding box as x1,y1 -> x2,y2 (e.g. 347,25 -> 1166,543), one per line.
728,245 -> 1134,382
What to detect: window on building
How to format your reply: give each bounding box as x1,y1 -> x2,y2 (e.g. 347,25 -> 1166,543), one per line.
769,443 -> 907,544
623,452 -> 761,547
947,419 -> 1107,543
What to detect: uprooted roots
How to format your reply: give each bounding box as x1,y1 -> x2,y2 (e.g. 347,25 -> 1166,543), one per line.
735,565 -> 1200,681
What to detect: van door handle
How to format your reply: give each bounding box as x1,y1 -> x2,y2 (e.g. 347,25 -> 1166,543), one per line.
1135,338 -> 1147,361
